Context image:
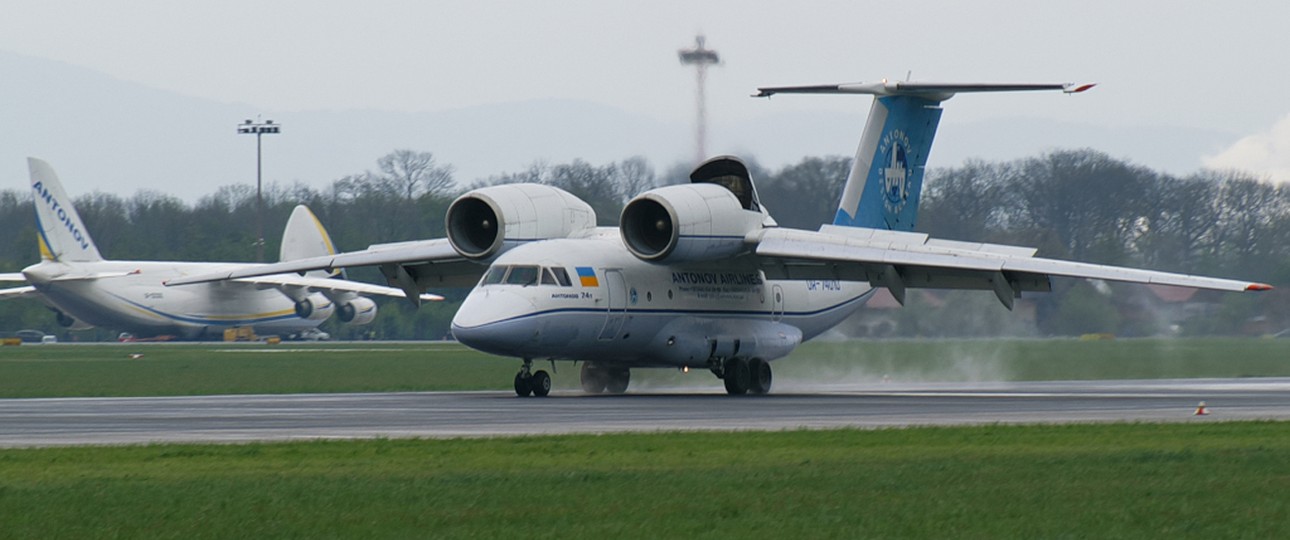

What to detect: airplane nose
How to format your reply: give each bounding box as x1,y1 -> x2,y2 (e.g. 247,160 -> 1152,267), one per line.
450,289 -> 542,356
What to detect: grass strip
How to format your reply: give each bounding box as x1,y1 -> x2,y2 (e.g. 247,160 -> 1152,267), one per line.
0,422 -> 1286,538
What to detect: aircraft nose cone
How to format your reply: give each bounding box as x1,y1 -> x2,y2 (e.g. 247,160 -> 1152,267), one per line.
450,289 -> 541,356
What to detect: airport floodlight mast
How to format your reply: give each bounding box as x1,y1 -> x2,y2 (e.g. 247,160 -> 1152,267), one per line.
678,35 -> 720,164
237,118 -> 280,262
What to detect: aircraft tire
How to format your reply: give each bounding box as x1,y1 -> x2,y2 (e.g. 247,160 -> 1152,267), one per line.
605,368 -> 631,394
514,372 -> 533,397
580,363 -> 608,394
531,370 -> 552,397
723,358 -> 750,395
748,358 -> 772,395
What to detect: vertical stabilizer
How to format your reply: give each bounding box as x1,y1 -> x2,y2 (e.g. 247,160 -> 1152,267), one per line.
753,81 -> 1093,231
280,205 -> 341,278
27,158 -> 104,262
834,96 -> 942,230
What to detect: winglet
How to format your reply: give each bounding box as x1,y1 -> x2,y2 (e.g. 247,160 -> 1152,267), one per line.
1064,83 -> 1097,94
1246,283 -> 1275,292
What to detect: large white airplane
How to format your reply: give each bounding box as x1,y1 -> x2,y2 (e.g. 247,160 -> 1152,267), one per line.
0,158 -> 440,340
170,81 -> 1272,394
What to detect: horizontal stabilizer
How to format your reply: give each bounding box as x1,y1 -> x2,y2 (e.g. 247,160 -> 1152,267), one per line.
755,81 -> 1095,100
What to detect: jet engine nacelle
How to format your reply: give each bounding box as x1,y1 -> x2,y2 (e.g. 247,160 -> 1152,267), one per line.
620,183 -> 765,264
336,297 -> 378,326
293,296 -> 334,322
446,183 -> 597,262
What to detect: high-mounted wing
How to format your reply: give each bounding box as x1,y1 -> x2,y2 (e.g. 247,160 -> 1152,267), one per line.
232,273 -> 444,303
167,238 -> 481,305
0,285 -> 38,300
167,182 -> 605,304
0,274 -> 38,300
753,225 -> 1270,310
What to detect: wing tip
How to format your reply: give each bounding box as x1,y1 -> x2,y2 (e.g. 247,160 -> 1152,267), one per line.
1065,83 -> 1097,94
1246,283 -> 1274,292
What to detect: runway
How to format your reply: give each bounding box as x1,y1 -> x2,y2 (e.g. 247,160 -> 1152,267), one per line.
2,377 -> 1289,447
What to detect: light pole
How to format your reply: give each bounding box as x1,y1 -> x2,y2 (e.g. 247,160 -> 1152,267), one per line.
237,118 -> 280,262
678,35 -> 720,164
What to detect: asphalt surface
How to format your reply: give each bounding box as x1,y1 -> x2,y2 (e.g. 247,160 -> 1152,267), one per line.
2,377 -> 1288,447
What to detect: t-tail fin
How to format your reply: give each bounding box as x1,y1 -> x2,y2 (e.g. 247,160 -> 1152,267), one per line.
280,205 -> 342,278
27,158 -> 104,262
755,81 -> 1095,231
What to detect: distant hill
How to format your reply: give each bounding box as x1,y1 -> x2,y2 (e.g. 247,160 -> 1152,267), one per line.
1,50 -> 1241,201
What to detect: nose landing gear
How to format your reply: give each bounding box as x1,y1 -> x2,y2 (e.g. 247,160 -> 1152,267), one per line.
513,359 -> 551,397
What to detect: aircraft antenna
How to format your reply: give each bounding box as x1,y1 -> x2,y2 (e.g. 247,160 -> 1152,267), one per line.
678,35 -> 720,164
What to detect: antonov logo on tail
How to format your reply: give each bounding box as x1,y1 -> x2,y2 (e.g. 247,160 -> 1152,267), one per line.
31,181 -> 90,251
879,129 -> 912,215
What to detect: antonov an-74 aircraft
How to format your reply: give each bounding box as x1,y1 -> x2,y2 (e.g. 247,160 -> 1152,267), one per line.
171,81 -> 1272,395
0,158 -> 439,339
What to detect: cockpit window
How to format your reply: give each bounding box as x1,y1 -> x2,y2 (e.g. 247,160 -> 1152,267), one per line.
505,265 -> 539,286
482,265 -> 573,287
482,266 -> 506,285
551,267 -> 573,287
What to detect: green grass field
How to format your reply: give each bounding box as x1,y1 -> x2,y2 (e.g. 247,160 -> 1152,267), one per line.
0,338 -> 1287,398
1,422 -> 1286,539
2,340 -> 1288,537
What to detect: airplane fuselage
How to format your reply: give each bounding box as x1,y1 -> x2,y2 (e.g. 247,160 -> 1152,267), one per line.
450,229 -> 873,368
23,259 -> 332,338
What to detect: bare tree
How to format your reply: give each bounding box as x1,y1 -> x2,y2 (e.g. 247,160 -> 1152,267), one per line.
377,149 -> 455,199
615,156 -> 657,201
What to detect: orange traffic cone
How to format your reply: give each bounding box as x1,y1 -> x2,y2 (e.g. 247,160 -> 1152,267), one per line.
1194,401 -> 1209,416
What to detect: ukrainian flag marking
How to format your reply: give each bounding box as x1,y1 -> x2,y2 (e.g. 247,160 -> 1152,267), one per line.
576,267 -> 598,287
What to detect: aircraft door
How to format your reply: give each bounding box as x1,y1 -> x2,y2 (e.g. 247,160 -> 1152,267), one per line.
771,284 -> 785,322
598,269 -> 627,340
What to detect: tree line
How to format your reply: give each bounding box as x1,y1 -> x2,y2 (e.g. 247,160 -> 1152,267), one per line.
0,148 -> 1285,340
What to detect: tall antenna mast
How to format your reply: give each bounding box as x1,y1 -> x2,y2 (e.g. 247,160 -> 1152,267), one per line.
678,35 -> 720,164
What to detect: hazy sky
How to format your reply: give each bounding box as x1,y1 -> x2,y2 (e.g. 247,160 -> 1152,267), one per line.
3,0 -> 1290,184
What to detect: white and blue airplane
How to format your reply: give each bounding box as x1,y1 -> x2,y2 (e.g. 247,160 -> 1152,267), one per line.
0,158 -> 440,339
170,81 -> 1271,394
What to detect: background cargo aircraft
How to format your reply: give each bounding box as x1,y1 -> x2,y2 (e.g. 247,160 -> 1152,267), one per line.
171,81 -> 1272,394
0,158 -> 440,339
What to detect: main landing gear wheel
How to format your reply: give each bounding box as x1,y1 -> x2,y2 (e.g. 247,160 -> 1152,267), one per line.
580,363 -> 609,394
605,367 -> 630,394
723,357 -> 751,395
748,358 -> 772,395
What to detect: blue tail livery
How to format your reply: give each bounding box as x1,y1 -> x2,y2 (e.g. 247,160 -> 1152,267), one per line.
755,81 -> 1095,231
